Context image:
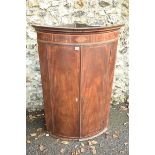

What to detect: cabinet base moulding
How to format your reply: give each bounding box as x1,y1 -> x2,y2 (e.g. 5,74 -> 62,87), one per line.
49,127 -> 108,141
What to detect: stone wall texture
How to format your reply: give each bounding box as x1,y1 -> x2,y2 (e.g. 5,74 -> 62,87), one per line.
26,0 -> 129,109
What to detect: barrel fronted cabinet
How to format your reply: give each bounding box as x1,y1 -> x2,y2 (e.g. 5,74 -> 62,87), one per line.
33,24 -> 122,140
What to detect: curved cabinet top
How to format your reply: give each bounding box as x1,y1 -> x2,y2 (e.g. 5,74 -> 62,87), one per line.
33,24 -> 123,45
32,23 -> 123,34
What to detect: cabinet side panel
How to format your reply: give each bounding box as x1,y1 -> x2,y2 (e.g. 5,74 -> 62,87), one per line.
81,45 -> 110,137
38,42 -> 53,131
104,40 -> 118,127
47,45 -> 80,138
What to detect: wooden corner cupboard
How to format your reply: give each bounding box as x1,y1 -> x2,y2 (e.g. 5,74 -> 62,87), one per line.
33,23 -> 123,141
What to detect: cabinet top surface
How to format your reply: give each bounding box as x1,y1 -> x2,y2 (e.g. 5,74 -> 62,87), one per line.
33,23 -> 123,34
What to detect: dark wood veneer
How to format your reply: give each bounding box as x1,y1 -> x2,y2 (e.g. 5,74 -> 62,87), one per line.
33,24 -> 122,140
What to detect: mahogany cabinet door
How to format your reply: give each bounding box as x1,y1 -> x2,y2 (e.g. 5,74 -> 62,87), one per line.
47,45 -> 80,138
80,44 -> 112,137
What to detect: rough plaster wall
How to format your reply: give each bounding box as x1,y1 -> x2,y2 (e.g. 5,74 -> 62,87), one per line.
26,0 -> 129,109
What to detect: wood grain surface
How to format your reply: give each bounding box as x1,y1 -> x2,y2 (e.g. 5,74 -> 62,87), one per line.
34,24 -> 122,140
38,43 -> 53,131
47,45 -> 80,138
80,44 -> 111,137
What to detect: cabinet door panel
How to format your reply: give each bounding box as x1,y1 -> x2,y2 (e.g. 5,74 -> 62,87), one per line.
47,45 -> 80,138
80,44 -> 111,137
